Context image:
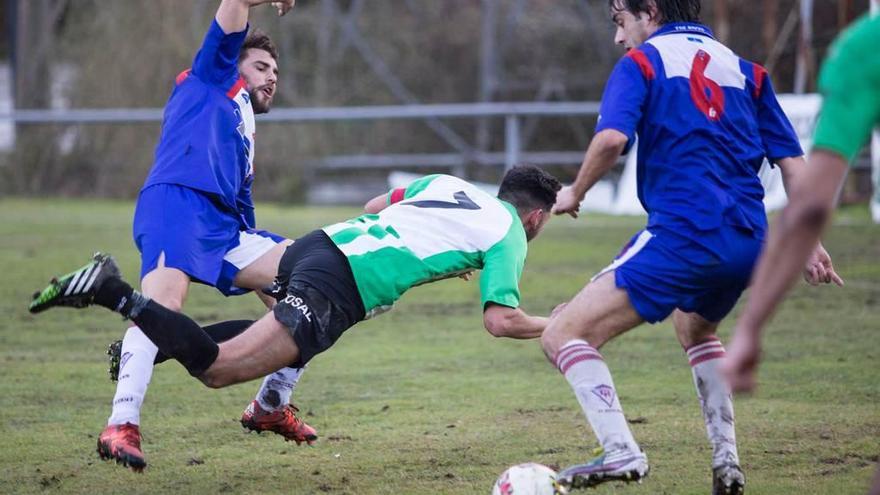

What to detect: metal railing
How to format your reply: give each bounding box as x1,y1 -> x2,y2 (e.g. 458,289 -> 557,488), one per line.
0,101 -> 598,170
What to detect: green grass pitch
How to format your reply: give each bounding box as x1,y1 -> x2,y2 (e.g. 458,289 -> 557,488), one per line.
0,198 -> 877,494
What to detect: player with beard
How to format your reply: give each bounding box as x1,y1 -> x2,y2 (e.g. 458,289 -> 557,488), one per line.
30,167 -> 561,461
95,0 -> 317,472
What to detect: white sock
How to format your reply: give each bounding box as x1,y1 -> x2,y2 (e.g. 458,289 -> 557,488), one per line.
107,326 -> 158,426
686,337 -> 740,468
556,339 -> 640,454
254,366 -> 306,412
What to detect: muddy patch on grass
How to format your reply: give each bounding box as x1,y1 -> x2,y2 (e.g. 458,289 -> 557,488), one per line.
817,452 -> 877,476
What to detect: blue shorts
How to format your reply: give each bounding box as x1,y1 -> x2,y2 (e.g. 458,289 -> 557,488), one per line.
597,226 -> 763,323
132,184 -> 286,296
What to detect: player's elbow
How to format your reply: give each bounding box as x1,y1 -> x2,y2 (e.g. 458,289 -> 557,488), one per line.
363,195 -> 387,214
483,311 -> 514,338
784,196 -> 832,233
484,320 -> 509,338
595,129 -> 629,153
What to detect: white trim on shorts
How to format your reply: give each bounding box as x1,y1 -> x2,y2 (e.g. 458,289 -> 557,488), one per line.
591,229 -> 654,282
223,231 -> 280,270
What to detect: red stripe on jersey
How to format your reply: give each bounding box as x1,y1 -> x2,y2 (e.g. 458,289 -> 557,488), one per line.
175,69 -> 192,86
389,188 -> 406,204
626,49 -> 655,80
227,77 -> 247,99
752,63 -> 768,98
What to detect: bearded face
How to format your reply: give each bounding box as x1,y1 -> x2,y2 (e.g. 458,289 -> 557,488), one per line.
239,48 -> 278,114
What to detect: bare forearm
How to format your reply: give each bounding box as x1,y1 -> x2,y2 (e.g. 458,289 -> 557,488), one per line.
738,206 -> 825,333
216,0 -> 251,33
484,305 -> 548,339
738,151 -> 848,336
364,194 -> 388,214
775,155 -> 806,194
216,0 -> 283,34
571,130 -> 628,197
504,314 -> 549,339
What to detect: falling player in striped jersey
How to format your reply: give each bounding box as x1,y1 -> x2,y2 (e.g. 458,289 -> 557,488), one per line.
548,1 -> 840,493
30,166 -> 561,431
95,0 -> 317,472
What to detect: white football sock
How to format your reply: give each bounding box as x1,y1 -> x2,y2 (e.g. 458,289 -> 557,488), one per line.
686,337 -> 740,468
107,326 -> 158,426
556,339 -> 640,454
254,366 -> 305,412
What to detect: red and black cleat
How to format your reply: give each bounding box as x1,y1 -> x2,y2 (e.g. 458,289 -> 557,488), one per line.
97,423 -> 146,472
240,400 -> 318,446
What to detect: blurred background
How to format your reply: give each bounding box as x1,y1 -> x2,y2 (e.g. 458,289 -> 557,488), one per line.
0,0 -> 875,206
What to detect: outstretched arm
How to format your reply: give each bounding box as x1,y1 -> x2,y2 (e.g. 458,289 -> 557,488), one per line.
216,0 -> 294,34
724,150 -> 848,393
483,303 -> 548,339
552,129 -> 628,218
775,156 -> 845,286
364,193 -> 389,214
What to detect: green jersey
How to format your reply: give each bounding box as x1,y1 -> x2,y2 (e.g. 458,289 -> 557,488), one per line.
323,175 -> 527,318
813,14 -> 880,163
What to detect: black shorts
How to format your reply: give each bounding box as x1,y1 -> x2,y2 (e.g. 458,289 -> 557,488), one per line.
272,230 -> 365,367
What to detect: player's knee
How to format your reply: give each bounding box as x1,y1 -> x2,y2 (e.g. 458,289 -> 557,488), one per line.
539,336 -> 557,364
540,323 -> 567,363
198,370 -> 231,389
143,292 -> 185,312
140,267 -> 190,308
543,318 -> 607,355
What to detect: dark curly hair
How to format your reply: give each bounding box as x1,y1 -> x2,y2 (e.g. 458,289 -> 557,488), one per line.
240,29 -> 278,61
609,0 -> 701,24
497,164 -> 562,215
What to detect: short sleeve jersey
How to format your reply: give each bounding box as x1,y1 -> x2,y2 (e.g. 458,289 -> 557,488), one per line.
142,20 -> 258,228
596,23 -> 803,234
813,14 -> 880,163
322,175 -> 527,318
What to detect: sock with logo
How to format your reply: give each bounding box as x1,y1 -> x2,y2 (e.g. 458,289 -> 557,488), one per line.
124,300 -> 219,377
254,366 -> 306,412
686,337 -> 740,468
107,326 -> 157,426
95,274 -> 220,378
555,339 -> 640,454
94,277 -> 149,317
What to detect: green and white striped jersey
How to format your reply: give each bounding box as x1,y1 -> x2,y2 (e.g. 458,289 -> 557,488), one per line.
322,174 -> 527,318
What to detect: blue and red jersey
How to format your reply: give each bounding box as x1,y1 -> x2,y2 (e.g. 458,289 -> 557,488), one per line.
597,23 -> 803,235
142,20 -> 257,228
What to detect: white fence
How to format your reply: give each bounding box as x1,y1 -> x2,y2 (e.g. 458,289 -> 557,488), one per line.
2,96 -> 876,219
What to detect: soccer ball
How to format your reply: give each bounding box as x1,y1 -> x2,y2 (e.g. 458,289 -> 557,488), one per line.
492,462 -> 559,495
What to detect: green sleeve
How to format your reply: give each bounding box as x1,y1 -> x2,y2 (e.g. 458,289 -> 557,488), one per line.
813,15 -> 880,163
479,226 -> 527,309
